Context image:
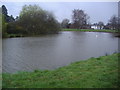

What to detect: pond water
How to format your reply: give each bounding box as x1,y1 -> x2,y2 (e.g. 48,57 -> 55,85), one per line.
2,31 -> 119,73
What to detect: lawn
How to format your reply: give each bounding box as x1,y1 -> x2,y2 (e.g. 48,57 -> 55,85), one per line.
2,53 -> 119,88
63,28 -> 119,33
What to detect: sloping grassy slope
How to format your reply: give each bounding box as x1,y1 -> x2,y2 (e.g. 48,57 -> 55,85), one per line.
2,53 -> 119,88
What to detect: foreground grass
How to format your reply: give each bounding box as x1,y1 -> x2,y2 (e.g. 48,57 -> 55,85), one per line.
63,28 -> 119,33
3,53 -> 119,88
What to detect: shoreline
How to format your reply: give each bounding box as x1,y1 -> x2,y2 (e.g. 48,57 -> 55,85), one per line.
3,29 -> 120,38
62,29 -> 119,33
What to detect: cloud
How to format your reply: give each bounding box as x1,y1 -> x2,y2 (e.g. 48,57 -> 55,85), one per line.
0,2 -> 118,24
1,0 -> 120,2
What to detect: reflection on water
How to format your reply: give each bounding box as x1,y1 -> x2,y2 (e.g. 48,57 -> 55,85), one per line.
3,31 -> 119,73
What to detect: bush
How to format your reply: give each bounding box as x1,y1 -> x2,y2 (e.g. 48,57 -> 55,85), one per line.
6,22 -> 27,34
18,5 -> 61,35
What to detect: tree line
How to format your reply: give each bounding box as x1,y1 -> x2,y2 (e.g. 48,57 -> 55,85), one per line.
61,9 -> 120,31
1,4 -> 120,38
61,9 -> 90,29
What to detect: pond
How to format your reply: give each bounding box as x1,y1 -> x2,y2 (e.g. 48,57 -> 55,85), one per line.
2,31 -> 119,73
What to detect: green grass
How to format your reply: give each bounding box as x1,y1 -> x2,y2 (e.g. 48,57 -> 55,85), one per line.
63,28 -> 119,33
2,53 -> 119,88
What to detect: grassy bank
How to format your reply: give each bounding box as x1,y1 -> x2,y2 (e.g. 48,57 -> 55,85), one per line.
63,29 -> 119,33
3,53 -> 119,88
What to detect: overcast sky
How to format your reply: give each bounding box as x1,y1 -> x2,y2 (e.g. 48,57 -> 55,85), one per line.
0,2 -> 118,24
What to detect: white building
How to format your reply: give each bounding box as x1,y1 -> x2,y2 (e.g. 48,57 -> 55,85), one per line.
91,25 -> 98,29
91,25 -> 104,29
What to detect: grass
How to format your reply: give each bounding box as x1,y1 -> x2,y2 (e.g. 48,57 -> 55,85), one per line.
2,53 -> 119,88
63,28 -> 119,33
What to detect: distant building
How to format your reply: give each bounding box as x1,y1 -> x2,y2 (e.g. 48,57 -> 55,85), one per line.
91,25 -> 104,29
91,25 -> 98,29
91,23 -> 104,30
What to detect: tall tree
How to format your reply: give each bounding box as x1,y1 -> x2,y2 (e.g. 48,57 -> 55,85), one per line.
72,9 -> 89,29
2,5 -> 8,22
2,5 -> 8,16
98,21 -> 104,29
1,5 -> 15,22
0,6 -> 8,37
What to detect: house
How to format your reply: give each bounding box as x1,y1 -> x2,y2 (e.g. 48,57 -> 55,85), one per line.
91,24 -> 104,30
91,25 -> 98,29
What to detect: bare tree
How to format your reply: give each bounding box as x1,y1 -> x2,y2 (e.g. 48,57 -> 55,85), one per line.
98,21 -> 104,29
109,15 -> 118,30
61,18 -> 70,28
72,9 -> 90,29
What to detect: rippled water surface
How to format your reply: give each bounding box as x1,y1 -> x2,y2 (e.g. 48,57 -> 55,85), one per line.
3,31 -> 119,73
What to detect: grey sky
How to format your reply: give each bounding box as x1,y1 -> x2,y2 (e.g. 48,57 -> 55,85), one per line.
0,2 -> 118,24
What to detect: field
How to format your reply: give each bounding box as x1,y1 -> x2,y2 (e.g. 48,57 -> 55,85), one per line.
2,53 -> 119,88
